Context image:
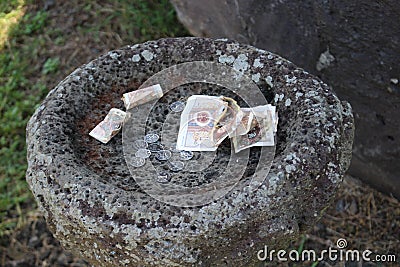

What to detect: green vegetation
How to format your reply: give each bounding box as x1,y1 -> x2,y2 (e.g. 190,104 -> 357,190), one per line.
0,0 -> 188,235
0,0 -> 22,15
20,10 -> 47,35
42,57 -> 60,74
80,0 -> 185,43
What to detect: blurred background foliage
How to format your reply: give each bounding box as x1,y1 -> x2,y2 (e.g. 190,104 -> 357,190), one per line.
0,0 -> 188,236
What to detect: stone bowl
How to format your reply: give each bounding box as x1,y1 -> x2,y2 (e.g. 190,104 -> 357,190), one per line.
26,37 -> 354,266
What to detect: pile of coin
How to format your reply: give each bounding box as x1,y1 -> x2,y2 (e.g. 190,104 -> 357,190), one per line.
129,133 -> 196,177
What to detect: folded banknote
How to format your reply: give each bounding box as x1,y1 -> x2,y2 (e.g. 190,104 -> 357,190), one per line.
231,105 -> 276,153
122,84 -> 163,109
89,108 -> 126,144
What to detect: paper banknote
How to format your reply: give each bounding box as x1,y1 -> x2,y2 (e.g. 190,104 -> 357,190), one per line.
89,108 -> 126,143
234,108 -> 255,136
262,104 -> 278,133
122,84 -> 163,109
177,96 -> 278,152
176,95 -> 228,151
231,105 -> 276,153
212,96 -> 244,145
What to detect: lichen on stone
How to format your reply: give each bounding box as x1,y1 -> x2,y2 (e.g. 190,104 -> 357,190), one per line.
26,37 -> 354,267
233,54 -> 249,72
131,54 -> 141,62
141,50 -> 155,61
265,75 -> 274,87
253,58 -> 264,68
218,54 -> 235,64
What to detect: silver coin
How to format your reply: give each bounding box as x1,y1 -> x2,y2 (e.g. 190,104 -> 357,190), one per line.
169,161 -> 185,172
135,148 -> 151,159
169,101 -> 186,112
129,157 -> 145,168
155,150 -> 172,161
133,139 -> 148,150
179,150 -> 194,161
144,133 -> 159,143
156,171 -> 171,183
147,143 -> 164,152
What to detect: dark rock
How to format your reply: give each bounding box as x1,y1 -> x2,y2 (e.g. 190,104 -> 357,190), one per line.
170,0 -> 400,199
26,37 -> 353,266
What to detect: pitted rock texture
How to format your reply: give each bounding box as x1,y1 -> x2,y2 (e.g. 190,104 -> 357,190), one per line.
170,0 -> 400,199
26,37 -> 354,266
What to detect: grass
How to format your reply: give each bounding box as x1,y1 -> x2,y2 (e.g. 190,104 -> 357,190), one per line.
0,0 -> 188,236
0,1 -> 48,235
0,0 -> 25,48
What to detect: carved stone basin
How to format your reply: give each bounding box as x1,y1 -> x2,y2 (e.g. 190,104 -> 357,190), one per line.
26,37 -> 354,266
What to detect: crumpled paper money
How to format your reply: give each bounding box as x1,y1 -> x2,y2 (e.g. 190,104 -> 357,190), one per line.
89,108 -> 126,144
231,105 -> 276,153
122,84 -> 163,110
177,95 -> 278,153
89,85 -> 279,153
233,108 -> 254,136
212,96 -> 244,145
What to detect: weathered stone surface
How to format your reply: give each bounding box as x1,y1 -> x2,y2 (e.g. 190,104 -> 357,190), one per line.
26,37 -> 353,266
170,0 -> 400,199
